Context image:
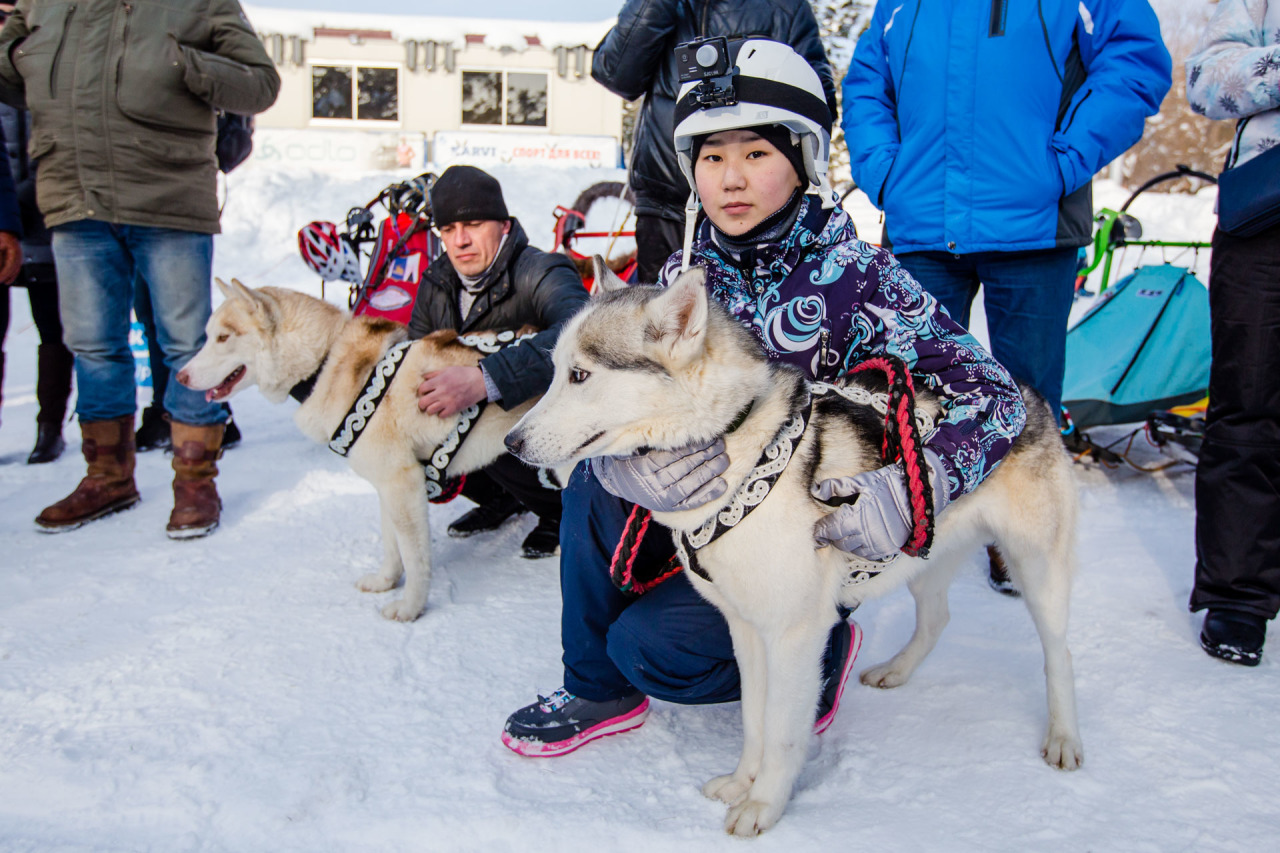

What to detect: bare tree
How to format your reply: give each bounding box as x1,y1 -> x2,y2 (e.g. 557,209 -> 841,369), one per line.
1119,0 -> 1232,193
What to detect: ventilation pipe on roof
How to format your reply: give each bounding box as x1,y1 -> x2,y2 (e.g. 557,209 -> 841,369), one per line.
574,45 -> 587,78
264,33 -> 284,66
405,39 -> 419,71
423,41 -> 438,72
555,46 -> 568,78
444,43 -> 456,73
289,35 -> 305,66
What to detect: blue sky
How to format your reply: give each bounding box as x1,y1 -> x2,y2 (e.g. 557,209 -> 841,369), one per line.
247,0 -> 623,21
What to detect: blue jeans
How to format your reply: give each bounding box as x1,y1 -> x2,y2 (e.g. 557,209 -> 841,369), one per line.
895,248 -> 1078,417
53,220 -> 227,425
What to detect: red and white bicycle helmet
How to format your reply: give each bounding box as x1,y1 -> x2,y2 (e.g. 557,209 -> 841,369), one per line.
298,221 -> 363,284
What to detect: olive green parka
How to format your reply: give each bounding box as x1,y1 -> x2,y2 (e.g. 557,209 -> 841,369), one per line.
0,0 -> 279,234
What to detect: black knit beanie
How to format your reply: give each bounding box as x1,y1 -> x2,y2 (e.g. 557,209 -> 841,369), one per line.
692,124 -> 809,186
430,165 -> 510,227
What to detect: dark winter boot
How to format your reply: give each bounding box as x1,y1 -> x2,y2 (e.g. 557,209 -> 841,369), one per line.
1200,609 -> 1267,667
502,688 -> 649,757
27,422 -> 66,464
167,421 -> 225,540
35,416 -> 141,532
520,515 -> 561,559
448,492 -> 525,538
35,341 -> 74,427
135,404 -> 171,453
987,544 -> 1020,597
222,411 -> 242,450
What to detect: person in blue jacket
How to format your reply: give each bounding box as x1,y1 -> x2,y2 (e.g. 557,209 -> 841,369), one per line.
842,0 -> 1170,594
841,0 -> 1170,420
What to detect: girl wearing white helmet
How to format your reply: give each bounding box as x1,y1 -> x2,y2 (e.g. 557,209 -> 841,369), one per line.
503,38 -> 1032,761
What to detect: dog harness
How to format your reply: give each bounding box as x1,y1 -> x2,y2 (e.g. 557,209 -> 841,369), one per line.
322,331 -> 552,503
609,355 -> 937,594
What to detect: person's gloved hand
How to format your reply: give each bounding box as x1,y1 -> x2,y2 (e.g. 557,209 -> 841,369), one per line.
811,448 -> 952,560
593,437 -> 730,513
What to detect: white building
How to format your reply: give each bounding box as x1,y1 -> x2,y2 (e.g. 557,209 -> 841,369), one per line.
242,5 -> 623,171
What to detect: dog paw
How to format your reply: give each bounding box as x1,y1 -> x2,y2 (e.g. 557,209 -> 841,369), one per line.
1042,731 -> 1084,770
356,573 -> 396,593
380,599 -> 423,622
702,774 -> 751,806
859,662 -> 909,689
724,799 -> 784,837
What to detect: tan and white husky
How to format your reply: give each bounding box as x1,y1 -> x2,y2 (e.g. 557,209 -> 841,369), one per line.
179,279 -> 547,621
505,262 -> 1082,836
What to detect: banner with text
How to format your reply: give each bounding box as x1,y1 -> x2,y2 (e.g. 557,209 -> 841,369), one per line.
432,131 -> 619,170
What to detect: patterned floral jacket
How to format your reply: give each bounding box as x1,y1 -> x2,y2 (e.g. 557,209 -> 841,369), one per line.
1187,0 -> 1280,169
658,198 -> 1027,500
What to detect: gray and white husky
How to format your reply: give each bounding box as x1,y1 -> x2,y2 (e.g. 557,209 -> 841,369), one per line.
180,279 -> 550,622
506,261 -> 1082,836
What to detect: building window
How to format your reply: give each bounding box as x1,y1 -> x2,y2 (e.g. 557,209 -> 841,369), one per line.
312,65 -> 399,121
462,70 -> 547,127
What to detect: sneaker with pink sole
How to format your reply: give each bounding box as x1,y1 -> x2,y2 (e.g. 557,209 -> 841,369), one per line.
502,687 -> 649,757
815,619 -> 863,734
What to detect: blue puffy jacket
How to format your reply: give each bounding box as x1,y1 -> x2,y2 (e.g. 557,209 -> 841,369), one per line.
841,0 -> 1171,255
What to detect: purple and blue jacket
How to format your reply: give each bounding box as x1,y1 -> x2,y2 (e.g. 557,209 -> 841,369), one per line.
658,198 -> 1027,499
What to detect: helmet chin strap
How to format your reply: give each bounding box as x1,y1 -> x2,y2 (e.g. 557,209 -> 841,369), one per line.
680,191 -> 700,273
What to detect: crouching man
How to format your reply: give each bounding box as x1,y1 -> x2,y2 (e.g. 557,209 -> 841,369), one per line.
411,166 -> 589,558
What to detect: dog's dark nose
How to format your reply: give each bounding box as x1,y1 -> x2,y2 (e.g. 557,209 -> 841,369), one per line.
176,368 -> 191,388
504,430 -> 524,456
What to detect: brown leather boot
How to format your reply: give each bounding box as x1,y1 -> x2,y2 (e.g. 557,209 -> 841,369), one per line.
167,421 -> 225,540
35,416 -> 141,532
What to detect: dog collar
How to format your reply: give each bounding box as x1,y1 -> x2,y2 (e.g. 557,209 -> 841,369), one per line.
289,356 -> 328,403
723,400 -> 754,435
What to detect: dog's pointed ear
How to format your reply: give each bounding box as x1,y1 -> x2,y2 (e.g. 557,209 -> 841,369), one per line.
214,277 -> 234,300
224,277 -> 259,307
592,254 -> 629,296
645,265 -> 709,368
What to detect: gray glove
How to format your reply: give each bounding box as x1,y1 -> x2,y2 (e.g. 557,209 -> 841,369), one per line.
811,448 -> 952,560
593,437 -> 730,513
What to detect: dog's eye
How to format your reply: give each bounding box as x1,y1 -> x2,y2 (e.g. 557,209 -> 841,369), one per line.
569,367 -> 590,384
216,333 -> 230,343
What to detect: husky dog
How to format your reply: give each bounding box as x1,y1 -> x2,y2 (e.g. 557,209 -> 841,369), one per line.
505,262 -> 1082,835
179,279 -> 550,621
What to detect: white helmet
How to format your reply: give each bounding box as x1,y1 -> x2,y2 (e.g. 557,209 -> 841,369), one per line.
672,38 -> 834,208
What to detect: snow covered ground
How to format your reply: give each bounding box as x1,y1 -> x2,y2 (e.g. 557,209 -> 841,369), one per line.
2,165 -> 1278,852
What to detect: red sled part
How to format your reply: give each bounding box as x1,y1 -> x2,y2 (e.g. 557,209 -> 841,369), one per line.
351,213 -> 443,324
553,204 -> 636,292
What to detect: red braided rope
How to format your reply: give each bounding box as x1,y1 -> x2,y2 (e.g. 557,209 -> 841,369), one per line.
429,474 -> 467,505
610,503 -> 653,592
849,358 -> 934,557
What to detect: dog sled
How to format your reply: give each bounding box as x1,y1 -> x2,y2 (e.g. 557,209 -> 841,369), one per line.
297,172 -> 443,325
553,180 -> 638,290
1061,166 -> 1216,469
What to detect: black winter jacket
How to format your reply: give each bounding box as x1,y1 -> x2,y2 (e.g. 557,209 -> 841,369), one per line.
407,218 -> 589,408
592,0 -> 836,223
0,103 -> 48,263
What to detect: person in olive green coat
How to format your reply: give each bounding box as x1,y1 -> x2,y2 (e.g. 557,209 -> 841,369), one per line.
0,0 -> 280,539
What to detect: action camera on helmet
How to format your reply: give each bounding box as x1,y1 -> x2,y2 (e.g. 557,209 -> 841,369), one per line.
675,37 -> 738,110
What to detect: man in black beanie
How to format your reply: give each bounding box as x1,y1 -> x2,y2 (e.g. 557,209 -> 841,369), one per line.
408,164 -> 589,559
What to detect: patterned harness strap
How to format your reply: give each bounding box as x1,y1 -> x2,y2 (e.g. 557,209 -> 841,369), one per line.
609,399 -> 811,591
324,331 -> 551,504
608,356 -> 938,593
